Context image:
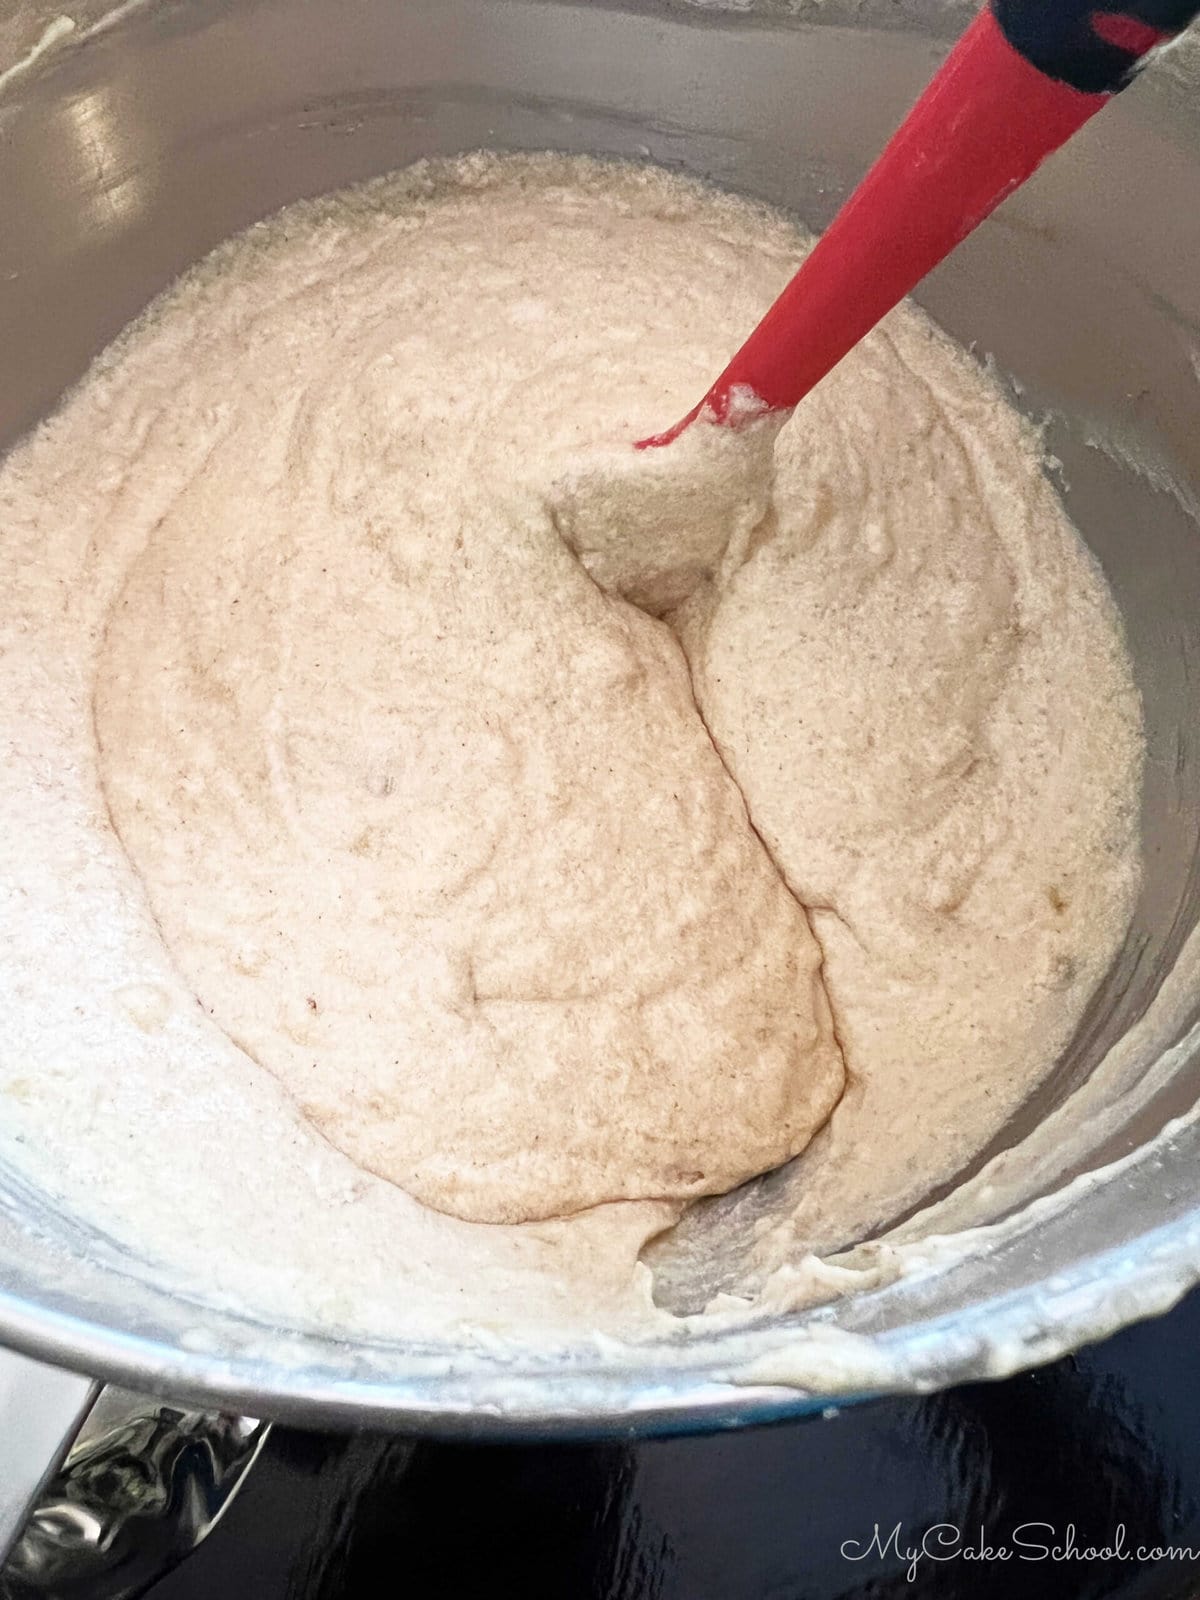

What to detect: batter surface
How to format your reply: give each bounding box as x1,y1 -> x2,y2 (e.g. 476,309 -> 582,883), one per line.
0,155 -> 1143,1341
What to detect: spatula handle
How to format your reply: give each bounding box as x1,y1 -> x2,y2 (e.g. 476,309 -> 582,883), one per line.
994,0 -> 1195,93
639,0 -> 1199,446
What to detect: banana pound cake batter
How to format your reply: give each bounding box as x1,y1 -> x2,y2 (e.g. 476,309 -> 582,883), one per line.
0,155 -> 1143,1340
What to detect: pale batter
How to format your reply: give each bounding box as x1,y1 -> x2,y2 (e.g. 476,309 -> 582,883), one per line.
0,154 -> 1143,1343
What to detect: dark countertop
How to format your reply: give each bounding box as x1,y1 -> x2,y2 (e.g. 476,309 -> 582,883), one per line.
149,1290 -> 1200,1599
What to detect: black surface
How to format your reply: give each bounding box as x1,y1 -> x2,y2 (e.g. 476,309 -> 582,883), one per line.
146,1291 -> 1200,1599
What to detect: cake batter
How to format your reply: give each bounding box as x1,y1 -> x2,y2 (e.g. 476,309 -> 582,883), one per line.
0,154 -> 1143,1340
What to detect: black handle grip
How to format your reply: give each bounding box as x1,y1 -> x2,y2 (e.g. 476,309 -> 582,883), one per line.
993,0 -> 1199,91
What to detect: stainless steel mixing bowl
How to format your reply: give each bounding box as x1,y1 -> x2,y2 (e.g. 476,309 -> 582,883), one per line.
1,0 -> 1199,1467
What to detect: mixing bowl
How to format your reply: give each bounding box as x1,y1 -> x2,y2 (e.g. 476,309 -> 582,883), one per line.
1,0 -> 1199,1476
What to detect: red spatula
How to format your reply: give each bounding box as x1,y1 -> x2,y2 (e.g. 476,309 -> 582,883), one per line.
638,0 -> 1199,449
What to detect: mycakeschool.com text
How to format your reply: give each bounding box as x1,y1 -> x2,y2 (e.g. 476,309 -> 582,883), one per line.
839,1522 -> 1200,1583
